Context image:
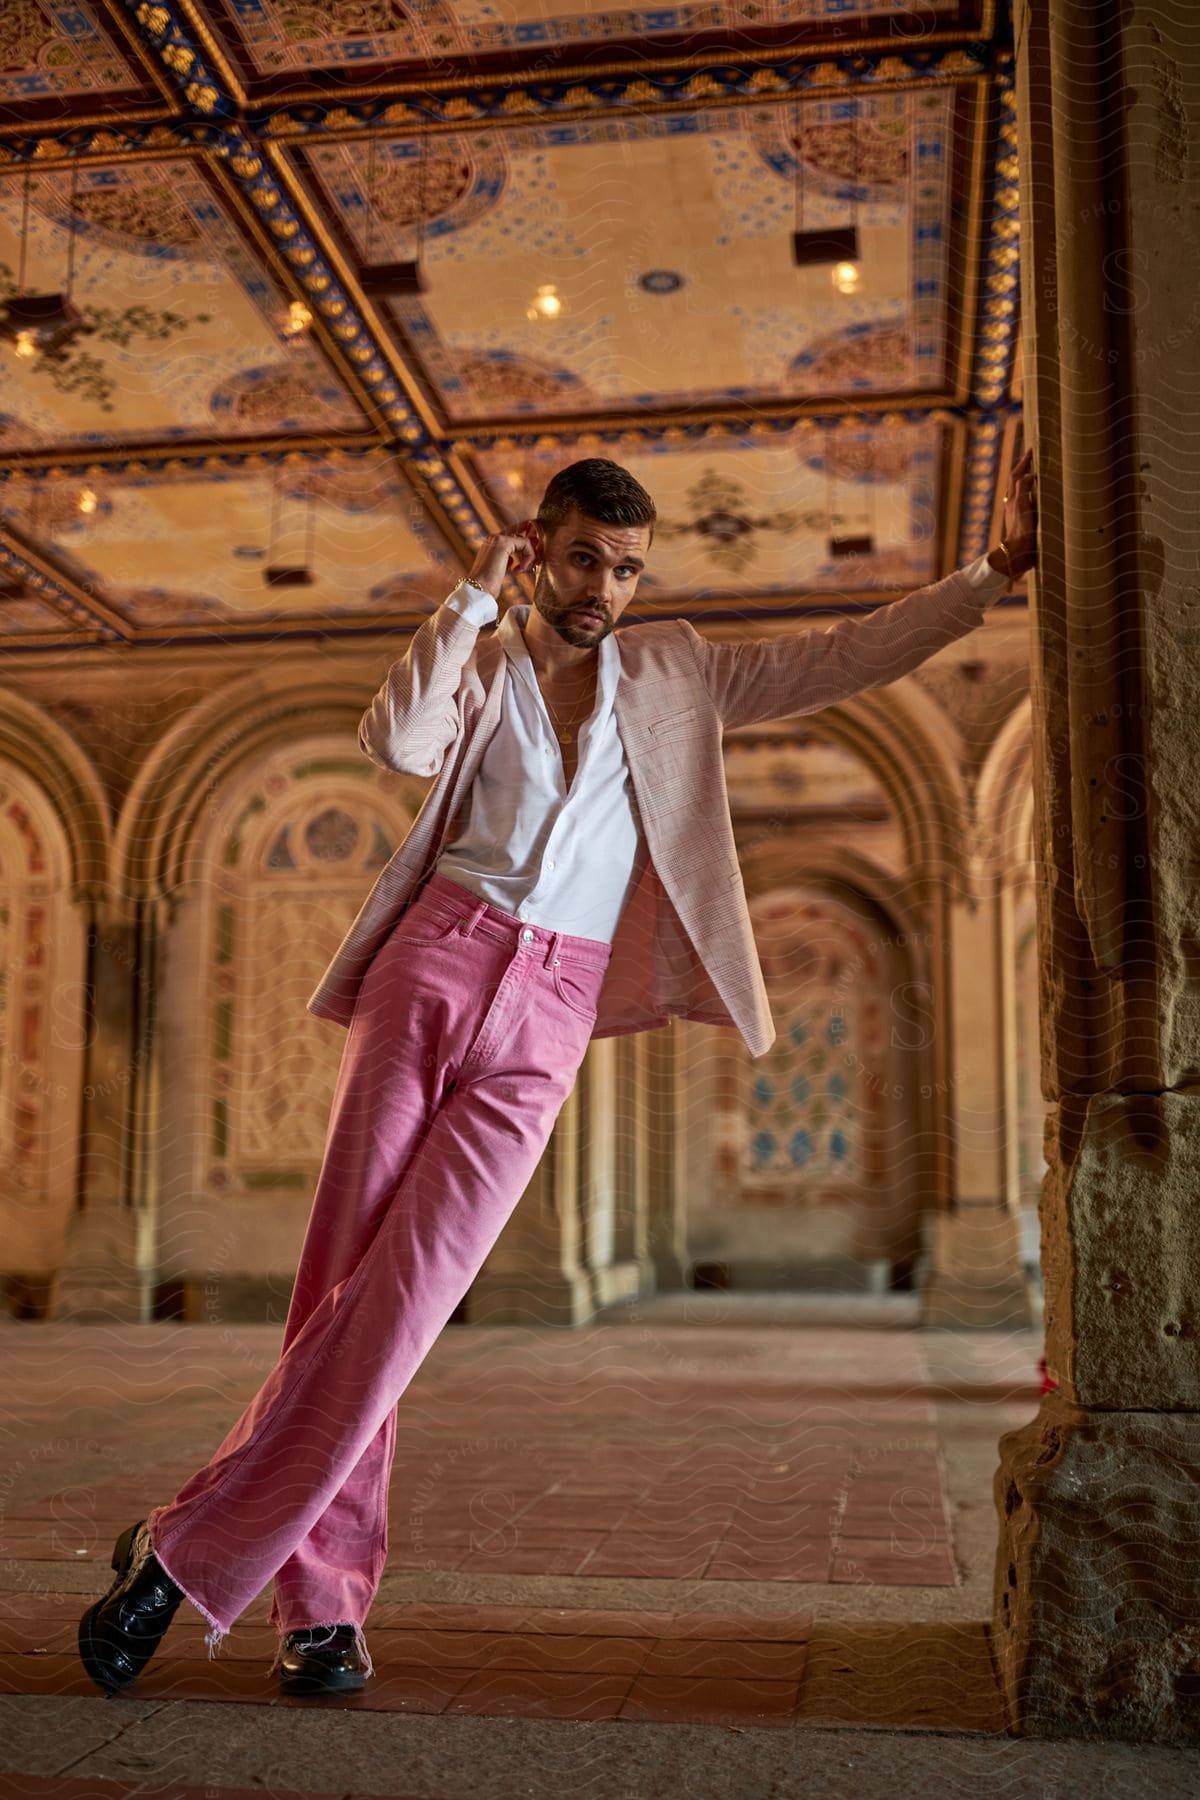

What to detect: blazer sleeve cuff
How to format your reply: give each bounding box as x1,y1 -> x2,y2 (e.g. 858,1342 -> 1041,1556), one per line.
960,551 -> 1011,605
444,579 -> 500,627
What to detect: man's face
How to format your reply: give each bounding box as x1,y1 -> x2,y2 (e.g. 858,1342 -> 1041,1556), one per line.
528,505 -> 651,650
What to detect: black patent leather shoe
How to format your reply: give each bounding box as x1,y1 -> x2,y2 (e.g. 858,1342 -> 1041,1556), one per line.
77,1518 -> 185,1694
277,1623 -> 368,1695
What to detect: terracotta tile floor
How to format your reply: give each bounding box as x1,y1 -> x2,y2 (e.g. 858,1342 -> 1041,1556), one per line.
0,1300 -> 1043,1733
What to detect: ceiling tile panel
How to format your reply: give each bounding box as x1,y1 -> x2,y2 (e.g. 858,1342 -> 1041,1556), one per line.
296,92 -> 954,425
0,2 -> 161,113
208,0 -> 965,83
0,589 -> 77,635
0,452 -> 460,631
0,3 -> 1021,649
0,157 -> 369,450
471,419 -> 943,601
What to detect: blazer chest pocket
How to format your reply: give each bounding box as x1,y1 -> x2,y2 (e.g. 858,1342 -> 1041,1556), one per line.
647,706 -> 699,736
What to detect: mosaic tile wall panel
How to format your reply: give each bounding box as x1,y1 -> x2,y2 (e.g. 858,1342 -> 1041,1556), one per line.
204,755 -> 429,1194
742,890 -> 889,1194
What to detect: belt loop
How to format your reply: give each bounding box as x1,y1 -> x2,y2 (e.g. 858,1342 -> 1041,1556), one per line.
459,899 -> 489,939
543,929 -> 561,969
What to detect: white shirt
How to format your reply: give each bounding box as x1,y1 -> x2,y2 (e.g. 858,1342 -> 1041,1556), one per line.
433,552 -> 1009,943
434,584 -> 648,942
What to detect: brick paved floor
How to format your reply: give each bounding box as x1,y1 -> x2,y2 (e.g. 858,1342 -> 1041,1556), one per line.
0,1298 -> 1045,1750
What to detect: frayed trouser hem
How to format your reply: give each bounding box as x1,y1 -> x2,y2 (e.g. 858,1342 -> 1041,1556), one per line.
145,1527 -> 230,1661
268,1619 -> 374,1680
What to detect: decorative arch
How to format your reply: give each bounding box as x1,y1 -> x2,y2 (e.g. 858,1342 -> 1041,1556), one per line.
0,687 -> 111,902
0,745 -> 93,1296
688,855 -> 930,1287
794,682 -> 971,904
116,671 -> 431,1304
113,666 -> 394,905
739,840 -> 932,958
0,695 -> 102,1294
181,733 -> 425,1191
721,682 -> 966,1223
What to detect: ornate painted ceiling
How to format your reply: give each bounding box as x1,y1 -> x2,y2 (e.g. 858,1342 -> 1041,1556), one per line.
0,0 -> 1021,649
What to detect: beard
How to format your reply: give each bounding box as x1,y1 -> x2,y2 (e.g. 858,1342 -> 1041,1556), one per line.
530,565 -> 613,649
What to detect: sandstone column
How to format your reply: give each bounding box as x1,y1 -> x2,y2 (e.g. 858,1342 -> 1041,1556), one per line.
581,1036 -> 644,1308
469,1081 -> 592,1324
612,1032 -> 653,1287
643,1023 -> 690,1290
922,891 -> 1034,1327
55,895 -> 163,1321
993,0 -> 1200,1742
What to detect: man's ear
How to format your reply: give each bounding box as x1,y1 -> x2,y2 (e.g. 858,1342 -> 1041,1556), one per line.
524,518 -> 545,564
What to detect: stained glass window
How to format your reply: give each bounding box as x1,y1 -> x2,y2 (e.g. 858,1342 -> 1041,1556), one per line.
741,891 -> 877,1189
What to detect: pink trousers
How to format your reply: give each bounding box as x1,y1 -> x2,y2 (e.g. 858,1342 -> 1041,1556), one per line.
145,874 -> 609,1672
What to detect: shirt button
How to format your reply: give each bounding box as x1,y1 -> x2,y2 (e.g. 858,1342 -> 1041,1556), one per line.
547,859 -> 556,870
521,928 -> 534,944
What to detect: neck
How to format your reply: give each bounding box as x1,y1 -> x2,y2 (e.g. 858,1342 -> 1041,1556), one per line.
521,603 -> 598,682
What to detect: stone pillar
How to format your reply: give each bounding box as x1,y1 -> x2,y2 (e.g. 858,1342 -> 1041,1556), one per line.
993,0 -> 1200,1742
55,896 -> 161,1322
921,892 -> 1033,1327
469,1083 -> 594,1325
472,1034 -> 657,1322
612,1033 -> 653,1285
643,1022 -> 690,1290
581,1037 -> 644,1308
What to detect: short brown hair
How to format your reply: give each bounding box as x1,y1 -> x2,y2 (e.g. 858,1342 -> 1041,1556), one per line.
537,458 -> 656,545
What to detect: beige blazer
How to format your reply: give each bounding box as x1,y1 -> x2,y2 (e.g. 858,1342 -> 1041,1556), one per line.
307,568 -> 997,1057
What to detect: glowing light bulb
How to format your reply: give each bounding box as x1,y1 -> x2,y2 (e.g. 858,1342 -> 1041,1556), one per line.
13,329 -> 38,358
526,283 -> 563,322
282,299 -> 313,336
831,261 -> 860,295
78,487 -> 98,515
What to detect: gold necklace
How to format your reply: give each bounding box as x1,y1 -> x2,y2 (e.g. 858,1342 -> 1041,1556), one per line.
540,671 -> 594,744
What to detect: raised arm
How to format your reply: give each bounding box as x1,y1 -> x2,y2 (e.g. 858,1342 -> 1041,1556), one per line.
684,451 -> 1039,731
358,592 -> 494,776
682,555 -> 1010,731
358,526 -> 538,775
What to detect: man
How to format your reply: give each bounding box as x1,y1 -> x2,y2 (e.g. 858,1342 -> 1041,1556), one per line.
78,452 -> 1037,1698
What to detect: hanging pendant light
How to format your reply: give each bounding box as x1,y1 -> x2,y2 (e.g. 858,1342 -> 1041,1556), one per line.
792,101 -> 861,270
0,163 -> 96,362
263,474 -> 316,588
359,135 -> 429,298
827,430 -> 874,560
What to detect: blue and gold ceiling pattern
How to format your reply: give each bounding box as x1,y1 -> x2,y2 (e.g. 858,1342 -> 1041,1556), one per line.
0,0 -> 1021,647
